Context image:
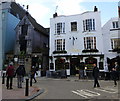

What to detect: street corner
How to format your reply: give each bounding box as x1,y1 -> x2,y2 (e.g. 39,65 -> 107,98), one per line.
26,87 -> 45,101
2,84 -> 44,101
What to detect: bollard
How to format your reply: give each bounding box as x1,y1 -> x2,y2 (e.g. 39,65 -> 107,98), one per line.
25,78 -> 29,96
2,73 -> 5,84
30,77 -> 32,87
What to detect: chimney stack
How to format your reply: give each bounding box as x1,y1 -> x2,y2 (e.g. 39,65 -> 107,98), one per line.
53,12 -> 58,18
94,6 -> 98,12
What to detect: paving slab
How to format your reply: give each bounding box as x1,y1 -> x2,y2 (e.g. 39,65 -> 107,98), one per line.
1,77 -> 43,101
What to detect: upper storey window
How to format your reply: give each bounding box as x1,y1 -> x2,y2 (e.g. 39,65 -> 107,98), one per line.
112,21 -> 119,29
84,37 -> 96,50
83,19 -> 95,32
55,22 -> 65,34
71,22 -> 77,31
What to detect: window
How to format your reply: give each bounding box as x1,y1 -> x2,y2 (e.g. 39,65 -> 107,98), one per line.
112,21 -> 119,28
111,38 -> 120,49
57,23 -> 62,34
83,19 -> 95,32
22,24 -> 28,35
55,39 -> 65,51
2,12 -> 5,20
55,23 -> 65,34
84,37 -> 96,49
71,22 -> 77,31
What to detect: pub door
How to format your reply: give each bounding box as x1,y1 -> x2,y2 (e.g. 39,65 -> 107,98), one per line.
70,58 -> 80,75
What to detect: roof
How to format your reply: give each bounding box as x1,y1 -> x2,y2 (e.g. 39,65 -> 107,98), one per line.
26,13 -> 49,36
10,2 -> 49,36
10,2 -> 26,20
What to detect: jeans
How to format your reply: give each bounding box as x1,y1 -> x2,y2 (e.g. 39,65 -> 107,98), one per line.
17,75 -> 23,88
6,76 -> 13,89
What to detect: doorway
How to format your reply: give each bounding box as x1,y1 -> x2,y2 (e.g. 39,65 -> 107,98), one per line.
70,58 -> 80,75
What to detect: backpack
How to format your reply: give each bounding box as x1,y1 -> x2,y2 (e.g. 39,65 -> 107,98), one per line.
16,65 -> 25,76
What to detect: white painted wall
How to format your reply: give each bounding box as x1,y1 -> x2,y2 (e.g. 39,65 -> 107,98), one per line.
50,11 -> 104,71
102,17 -> 119,71
50,11 -> 103,55
102,17 -> 119,58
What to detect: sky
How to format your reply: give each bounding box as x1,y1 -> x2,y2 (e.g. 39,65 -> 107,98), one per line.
15,0 -> 120,28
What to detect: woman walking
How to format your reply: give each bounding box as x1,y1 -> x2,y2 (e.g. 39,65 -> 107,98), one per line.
6,62 -> 15,89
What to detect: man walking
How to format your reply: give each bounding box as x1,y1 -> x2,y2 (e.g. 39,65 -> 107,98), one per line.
111,67 -> 117,87
92,63 -> 100,88
15,64 -> 26,88
6,62 -> 15,89
114,62 -> 120,80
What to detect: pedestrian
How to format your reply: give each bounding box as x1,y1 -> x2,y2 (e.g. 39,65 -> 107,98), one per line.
15,64 -> 26,88
6,62 -> 15,89
111,67 -> 117,87
30,66 -> 38,83
114,62 -> 120,80
84,67 -> 87,79
92,63 -> 100,88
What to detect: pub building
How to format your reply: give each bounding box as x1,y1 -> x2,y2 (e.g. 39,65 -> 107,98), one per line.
49,7 -> 105,78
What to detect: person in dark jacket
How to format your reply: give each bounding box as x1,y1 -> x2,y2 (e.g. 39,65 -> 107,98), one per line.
15,64 -> 26,88
111,67 -> 117,87
30,66 -> 37,83
6,62 -> 15,89
92,63 -> 100,88
114,62 -> 120,80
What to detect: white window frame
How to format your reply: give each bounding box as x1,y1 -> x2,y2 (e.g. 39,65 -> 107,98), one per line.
84,37 -> 96,49
55,39 -> 65,51
111,38 -> 120,49
83,19 -> 95,32
112,21 -> 119,29
71,22 -> 77,31
55,22 -> 65,34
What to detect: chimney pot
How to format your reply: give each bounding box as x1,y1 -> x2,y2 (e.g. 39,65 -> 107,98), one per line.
53,12 -> 58,18
94,6 -> 98,12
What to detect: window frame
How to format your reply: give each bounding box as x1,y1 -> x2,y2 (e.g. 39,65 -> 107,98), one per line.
112,21 -> 119,29
83,19 -> 95,32
71,22 -> 77,31
55,39 -> 65,51
55,22 -> 65,34
111,38 -> 120,49
84,37 -> 96,50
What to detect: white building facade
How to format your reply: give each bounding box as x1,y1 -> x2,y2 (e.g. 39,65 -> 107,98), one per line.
49,9 -> 104,76
102,17 -> 120,71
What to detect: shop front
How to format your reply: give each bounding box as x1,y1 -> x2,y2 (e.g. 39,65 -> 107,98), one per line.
84,57 -> 97,78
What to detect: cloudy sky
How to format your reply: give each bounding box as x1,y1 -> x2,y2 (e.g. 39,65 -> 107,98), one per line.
15,0 -> 119,28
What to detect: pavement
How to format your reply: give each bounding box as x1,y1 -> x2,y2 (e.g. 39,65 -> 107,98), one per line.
1,76 -> 89,101
1,77 -> 44,101
1,76 -> 119,100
